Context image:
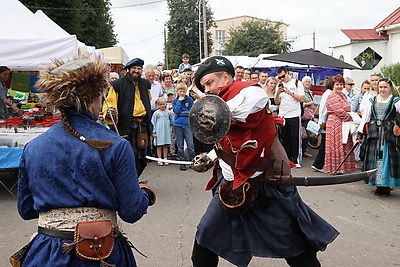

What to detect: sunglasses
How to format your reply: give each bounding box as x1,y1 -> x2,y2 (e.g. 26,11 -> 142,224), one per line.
278,74 -> 286,79
347,83 -> 354,86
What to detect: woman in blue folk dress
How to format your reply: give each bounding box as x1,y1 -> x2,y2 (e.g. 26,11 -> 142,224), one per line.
15,59 -> 156,266
358,78 -> 400,196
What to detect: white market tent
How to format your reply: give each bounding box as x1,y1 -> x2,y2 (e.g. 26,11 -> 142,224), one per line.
0,0 -> 98,71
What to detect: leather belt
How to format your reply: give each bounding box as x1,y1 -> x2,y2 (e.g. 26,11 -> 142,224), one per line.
38,226 -> 74,240
132,116 -> 146,123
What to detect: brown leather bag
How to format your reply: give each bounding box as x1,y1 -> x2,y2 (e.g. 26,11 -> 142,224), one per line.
74,220 -> 114,262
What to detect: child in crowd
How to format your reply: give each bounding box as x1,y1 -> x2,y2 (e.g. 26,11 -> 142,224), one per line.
178,53 -> 192,74
166,89 -> 178,158
172,83 -> 195,171
151,97 -> 175,166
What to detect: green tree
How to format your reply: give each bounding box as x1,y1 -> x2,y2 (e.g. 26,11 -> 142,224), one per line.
223,20 -> 291,57
21,0 -> 117,48
166,0 -> 214,69
381,63 -> 400,89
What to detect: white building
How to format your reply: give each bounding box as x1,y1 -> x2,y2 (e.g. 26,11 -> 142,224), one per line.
332,7 -> 400,87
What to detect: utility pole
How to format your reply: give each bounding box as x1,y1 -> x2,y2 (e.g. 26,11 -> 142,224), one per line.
164,25 -> 168,70
198,0 -> 202,61
313,31 -> 315,50
202,0 -> 207,58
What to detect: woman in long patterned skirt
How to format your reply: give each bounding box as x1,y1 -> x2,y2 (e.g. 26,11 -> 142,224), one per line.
357,78 -> 400,196
324,74 -> 355,174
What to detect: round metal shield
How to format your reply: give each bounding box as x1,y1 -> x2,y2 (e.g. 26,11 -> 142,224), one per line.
189,95 -> 231,144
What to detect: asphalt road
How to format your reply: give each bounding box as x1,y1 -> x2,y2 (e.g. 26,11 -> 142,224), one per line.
1,148 -> 399,266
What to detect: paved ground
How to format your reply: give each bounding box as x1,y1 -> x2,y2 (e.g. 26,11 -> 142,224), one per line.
1,148 -> 399,266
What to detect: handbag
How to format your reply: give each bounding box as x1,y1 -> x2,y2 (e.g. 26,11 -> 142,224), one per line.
301,105 -> 314,121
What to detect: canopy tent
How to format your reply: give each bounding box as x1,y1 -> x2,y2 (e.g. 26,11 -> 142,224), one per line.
0,0 -> 99,71
34,10 -> 103,60
97,46 -> 129,65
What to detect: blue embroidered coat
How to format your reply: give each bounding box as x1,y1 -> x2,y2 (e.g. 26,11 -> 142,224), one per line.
17,108 -> 152,266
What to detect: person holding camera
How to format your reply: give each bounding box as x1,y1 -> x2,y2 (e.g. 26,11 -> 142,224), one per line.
274,66 -> 305,167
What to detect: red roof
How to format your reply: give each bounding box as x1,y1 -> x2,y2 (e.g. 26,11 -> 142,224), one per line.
375,7 -> 400,29
341,29 -> 388,41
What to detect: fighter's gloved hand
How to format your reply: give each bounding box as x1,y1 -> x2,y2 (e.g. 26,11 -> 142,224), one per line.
190,153 -> 214,172
356,132 -> 364,141
139,182 -> 156,206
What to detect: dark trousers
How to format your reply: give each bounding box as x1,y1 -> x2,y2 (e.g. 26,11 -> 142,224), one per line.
312,133 -> 326,169
281,116 -> 301,164
191,240 -> 320,267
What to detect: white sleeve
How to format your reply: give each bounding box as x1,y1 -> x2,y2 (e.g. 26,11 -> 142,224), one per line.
227,86 -> 268,122
318,90 -> 330,124
295,81 -> 305,96
358,101 -> 372,133
360,92 -> 372,114
395,98 -> 400,112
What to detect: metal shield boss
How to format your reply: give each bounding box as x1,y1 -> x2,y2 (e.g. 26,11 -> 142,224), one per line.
189,95 -> 231,144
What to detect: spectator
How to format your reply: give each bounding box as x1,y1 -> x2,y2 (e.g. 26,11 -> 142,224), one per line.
178,53 -> 192,74
324,74 -> 355,175
357,78 -> 400,196
0,66 -> 23,119
360,73 -> 382,115
351,80 -> 371,115
234,66 -> 245,81
311,77 -> 333,173
166,89 -> 178,158
301,76 -> 315,158
151,96 -> 175,166
243,68 -> 251,81
250,72 -> 259,83
172,83 -> 195,171
274,66 -> 304,167
109,72 -> 119,81
162,72 -> 176,92
258,71 -> 269,90
343,77 -> 354,104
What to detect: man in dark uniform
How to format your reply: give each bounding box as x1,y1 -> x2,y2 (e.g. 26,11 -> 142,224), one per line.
190,56 -> 339,267
103,58 -> 152,176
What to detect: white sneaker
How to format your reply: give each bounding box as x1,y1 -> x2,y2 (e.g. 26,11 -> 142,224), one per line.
295,164 -> 302,168
311,165 -> 324,173
157,161 -> 164,166
163,159 -> 169,166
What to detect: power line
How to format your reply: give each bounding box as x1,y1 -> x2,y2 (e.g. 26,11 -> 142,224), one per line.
26,0 -> 166,11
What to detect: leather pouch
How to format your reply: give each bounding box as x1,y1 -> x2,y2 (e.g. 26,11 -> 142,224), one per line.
75,220 -> 114,262
218,180 -> 258,216
137,124 -> 148,150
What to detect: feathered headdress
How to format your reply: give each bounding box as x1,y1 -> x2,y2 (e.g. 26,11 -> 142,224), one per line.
36,58 -> 113,151
36,58 -> 109,110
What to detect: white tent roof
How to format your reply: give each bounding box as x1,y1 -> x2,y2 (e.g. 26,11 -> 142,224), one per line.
0,0 -> 80,71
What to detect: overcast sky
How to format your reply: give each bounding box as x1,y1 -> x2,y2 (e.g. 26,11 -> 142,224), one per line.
109,0 -> 399,67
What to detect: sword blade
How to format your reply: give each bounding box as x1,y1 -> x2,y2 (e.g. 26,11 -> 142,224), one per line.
146,156 -> 192,165
290,169 -> 376,186
332,139 -> 362,175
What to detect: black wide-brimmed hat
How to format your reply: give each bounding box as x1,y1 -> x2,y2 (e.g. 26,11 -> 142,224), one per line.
123,58 -> 144,70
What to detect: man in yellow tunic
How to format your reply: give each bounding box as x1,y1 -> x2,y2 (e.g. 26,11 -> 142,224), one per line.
103,58 -> 152,176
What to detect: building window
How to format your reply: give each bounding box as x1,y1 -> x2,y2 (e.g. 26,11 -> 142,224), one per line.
215,30 -> 226,55
353,47 -> 382,70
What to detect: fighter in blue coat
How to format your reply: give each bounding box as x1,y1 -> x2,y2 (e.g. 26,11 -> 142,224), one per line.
15,59 -> 156,266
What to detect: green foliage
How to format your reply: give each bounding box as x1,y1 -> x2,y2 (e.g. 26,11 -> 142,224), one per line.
166,0 -> 214,68
381,63 -> 400,88
223,20 -> 291,57
21,0 -> 117,48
